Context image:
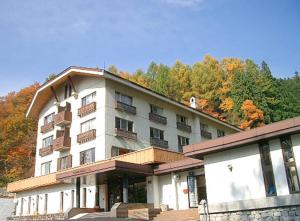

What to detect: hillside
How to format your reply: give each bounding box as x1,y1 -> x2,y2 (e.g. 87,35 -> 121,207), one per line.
0,56 -> 299,186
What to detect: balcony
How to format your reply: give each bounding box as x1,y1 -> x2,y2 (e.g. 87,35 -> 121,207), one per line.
201,130 -> 212,139
149,113 -> 167,125
53,129 -> 71,152
115,101 -> 136,115
150,137 -> 168,148
115,128 -> 137,140
77,129 -> 96,144
78,102 -> 96,117
54,102 -> 72,126
41,121 -> 54,133
39,146 -> 53,157
176,122 -> 192,133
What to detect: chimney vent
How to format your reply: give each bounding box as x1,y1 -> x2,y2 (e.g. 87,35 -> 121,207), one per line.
190,97 -> 197,108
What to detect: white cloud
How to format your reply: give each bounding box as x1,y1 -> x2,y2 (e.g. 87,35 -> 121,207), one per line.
160,0 -> 205,7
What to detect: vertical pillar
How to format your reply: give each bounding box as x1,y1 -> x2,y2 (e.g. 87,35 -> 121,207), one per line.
171,172 -> 179,210
152,176 -> 160,208
76,177 -> 81,208
122,174 -> 129,203
95,174 -> 100,207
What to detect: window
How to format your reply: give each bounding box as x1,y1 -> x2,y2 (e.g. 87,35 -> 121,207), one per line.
42,136 -> 53,148
64,83 -> 72,99
178,136 -> 189,152
80,148 -> 95,165
177,115 -> 187,124
44,113 -> 54,124
200,123 -> 208,131
259,142 -> 277,196
44,194 -> 48,214
281,136 -> 300,193
41,161 -> 51,175
150,127 -> 164,140
57,155 -> 72,171
115,91 -> 133,105
82,92 -> 96,107
111,146 -> 131,157
150,104 -> 163,115
115,117 -> 133,132
217,129 -> 225,137
81,118 -> 96,133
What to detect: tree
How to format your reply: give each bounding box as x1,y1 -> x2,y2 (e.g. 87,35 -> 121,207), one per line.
240,100 -> 264,129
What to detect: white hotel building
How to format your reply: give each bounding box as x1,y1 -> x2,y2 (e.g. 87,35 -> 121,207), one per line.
7,66 -> 240,219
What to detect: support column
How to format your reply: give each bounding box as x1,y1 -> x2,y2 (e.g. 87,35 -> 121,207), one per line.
152,176 -> 160,208
171,172 -> 179,210
76,177 -> 81,208
122,174 -> 129,203
95,174 -> 100,207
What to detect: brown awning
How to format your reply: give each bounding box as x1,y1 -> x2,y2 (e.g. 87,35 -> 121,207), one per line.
184,117 -> 300,159
154,158 -> 203,175
56,160 -> 153,180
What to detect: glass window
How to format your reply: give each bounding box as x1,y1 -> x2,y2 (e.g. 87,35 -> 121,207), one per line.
42,136 -> 53,148
64,83 -> 72,99
41,161 -> 51,175
200,123 -> 208,131
115,117 -> 133,132
115,91 -> 133,105
281,136 -> 300,193
82,92 -> 96,107
44,113 -> 54,124
259,142 -> 277,196
80,148 -> 95,165
217,129 -> 225,137
150,104 -> 163,115
178,136 -> 189,152
81,118 -> 96,133
177,115 -> 187,124
58,155 -> 72,170
150,127 -> 164,140
111,146 -> 131,157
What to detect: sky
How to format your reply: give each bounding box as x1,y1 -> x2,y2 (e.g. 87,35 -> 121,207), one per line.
0,0 -> 299,96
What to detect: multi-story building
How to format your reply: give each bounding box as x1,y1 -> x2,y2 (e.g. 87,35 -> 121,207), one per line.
7,66 -> 240,218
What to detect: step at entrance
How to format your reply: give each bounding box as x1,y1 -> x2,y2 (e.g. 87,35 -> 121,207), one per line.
153,209 -> 199,221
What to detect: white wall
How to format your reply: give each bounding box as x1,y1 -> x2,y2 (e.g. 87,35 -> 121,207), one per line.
292,134 -> 300,182
204,144 -> 266,204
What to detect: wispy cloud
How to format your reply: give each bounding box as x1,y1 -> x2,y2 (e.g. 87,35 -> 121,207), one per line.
160,0 -> 205,7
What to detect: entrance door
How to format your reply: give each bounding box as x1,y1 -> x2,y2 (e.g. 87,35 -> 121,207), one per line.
108,178 -> 123,209
187,174 -> 207,208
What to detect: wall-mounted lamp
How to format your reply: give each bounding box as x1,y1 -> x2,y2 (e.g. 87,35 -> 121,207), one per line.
88,189 -> 92,193
227,164 -> 233,172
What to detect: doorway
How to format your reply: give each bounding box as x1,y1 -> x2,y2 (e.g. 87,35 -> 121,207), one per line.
187,174 -> 207,208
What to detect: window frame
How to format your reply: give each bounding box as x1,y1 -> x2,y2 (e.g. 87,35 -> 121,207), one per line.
64,83 -> 72,99
80,148 -> 95,165
178,135 -> 190,152
177,115 -> 188,124
200,123 -> 208,131
44,112 -> 55,124
115,91 -> 133,106
42,135 -> 53,148
150,104 -> 164,115
150,127 -> 164,140
217,129 -> 225,137
41,161 -> 51,176
80,118 -> 96,133
115,117 -> 133,132
81,91 -> 96,107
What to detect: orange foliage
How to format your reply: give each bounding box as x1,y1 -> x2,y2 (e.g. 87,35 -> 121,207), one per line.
240,100 -> 264,129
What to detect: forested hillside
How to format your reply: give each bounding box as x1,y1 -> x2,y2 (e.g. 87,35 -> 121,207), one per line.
0,56 -> 299,186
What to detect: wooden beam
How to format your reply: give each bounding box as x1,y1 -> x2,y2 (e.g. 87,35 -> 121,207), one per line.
68,76 -> 77,93
50,86 -> 59,102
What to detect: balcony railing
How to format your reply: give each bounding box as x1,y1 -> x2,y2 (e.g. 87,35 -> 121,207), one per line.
39,146 -> 53,157
54,111 -> 72,126
115,101 -> 136,115
176,122 -> 192,133
53,136 -> 71,151
201,130 -> 212,139
149,112 -> 167,125
115,128 -> 137,140
78,102 -> 96,117
150,137 -> 168,148
77,129 -> 96,144
41,121 -> 54,133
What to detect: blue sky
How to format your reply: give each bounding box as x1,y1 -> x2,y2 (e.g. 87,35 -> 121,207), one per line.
0,0 -> 299,96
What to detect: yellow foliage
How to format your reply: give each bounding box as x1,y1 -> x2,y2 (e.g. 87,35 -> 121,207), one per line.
240,100 -> 264,129
220,97 -> 234,112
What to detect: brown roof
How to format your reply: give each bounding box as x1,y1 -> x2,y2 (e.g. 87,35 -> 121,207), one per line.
154,158 -> 203,175
183,117 -> 300,159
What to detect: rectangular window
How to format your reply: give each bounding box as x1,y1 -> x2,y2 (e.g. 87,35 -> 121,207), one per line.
115,117 -> 133,132
42,136 -> 53,148
57,155 -> 72,171
64,83 -> 72,99
200,123 -> 208,131
177,115 -> 187,124
178,136 -> 189,152
111,146 -> 131,157
115,91 -> 133,105
82,92 -> 96,107
80,148 -> 95,165
150,127 -> 164,140
281,136 -> 300,193
44,113 -> 54,124
81,118 -> 96,133
150,104 -> 164,115
41,161 -> 51,175
217,129 -> 225,137
44,194 -> 48,214
259,142 -> 277,196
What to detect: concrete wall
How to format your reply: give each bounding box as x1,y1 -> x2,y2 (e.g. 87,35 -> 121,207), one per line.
0,198 -> 15,221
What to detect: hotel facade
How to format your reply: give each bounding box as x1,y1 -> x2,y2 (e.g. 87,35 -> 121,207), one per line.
7,67 -> 239,218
